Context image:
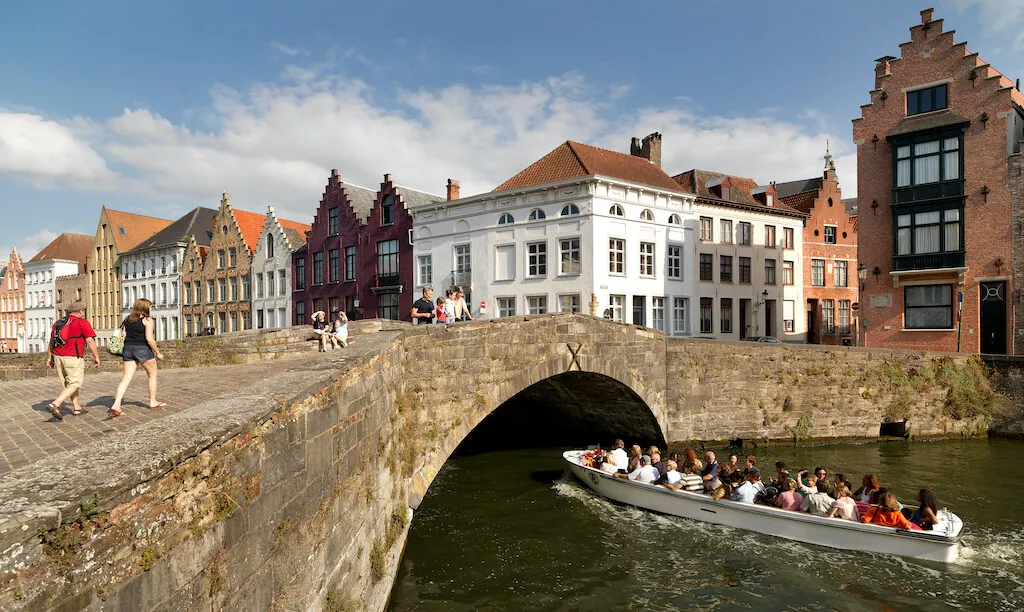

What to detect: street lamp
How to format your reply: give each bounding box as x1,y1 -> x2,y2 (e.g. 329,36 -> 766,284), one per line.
858,263 -> 867,291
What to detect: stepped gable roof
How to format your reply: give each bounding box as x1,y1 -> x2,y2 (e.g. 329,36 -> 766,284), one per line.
494,140 -> 683,193
281,227 -> 307,251
777,186 -> 820,214
123,207 -> 218,254
103,209 -> 173,252
341,183 -> 379,220
230,208 -> 269,255
672,169 -> 805,217
395,185 -> 445,209
28,233 -> 93,264
774,177 -> 823,199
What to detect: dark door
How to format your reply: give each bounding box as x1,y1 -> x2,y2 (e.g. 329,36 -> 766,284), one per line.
806,299 -> 817,344
980,282 -> 1006,354
764,300 -> 775,337
739,299 -> 750,339
632,296 -> 646,326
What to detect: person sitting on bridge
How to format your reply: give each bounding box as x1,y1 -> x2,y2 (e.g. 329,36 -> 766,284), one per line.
800,479 -> 835,517
311,311 -> 330,352
701,451 -> 721,492
610,440 -> 629,474
658,460 -> 684,490
616,455 -> 658,483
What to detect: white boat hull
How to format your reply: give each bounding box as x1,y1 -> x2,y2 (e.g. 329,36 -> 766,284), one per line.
564,451 -> 962,563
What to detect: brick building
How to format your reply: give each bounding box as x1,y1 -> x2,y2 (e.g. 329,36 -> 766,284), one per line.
854,9 -> 1024,354
777,149 -> 859,345
292,171 -> 443,324
55,274 -> 89,317
0,247 -> 26,352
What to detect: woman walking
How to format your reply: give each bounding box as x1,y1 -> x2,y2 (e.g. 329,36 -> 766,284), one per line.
109,298 -> 165,417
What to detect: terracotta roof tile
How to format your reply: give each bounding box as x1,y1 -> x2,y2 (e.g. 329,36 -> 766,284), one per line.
850,216 -> 859,232
103,209 -> 173,252
778,190 -> 818,213
494,141 -> 682,193
278,218 -> 312,235
27,233 -> 93,264
671,169 -> 805,217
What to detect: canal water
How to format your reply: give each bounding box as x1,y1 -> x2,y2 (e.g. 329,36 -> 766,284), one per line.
389,439 -> 1024,611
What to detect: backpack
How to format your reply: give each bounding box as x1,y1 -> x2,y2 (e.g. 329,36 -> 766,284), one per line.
51,316 -> 71,348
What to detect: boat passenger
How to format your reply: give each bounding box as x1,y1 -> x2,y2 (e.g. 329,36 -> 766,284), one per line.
870,488 -> 903,511
730,472 -> 758,503
775,478 -> 804,511
832,473 -> 851,491
814,467 -> 828,488
721,454 -> 740,478
797,474 -> 818,496
910,488 -> 939,531
861,492 -> 914,529
617,454 -> 658,483
600,451 -> 619,475
854,474 -> 880,504
650,451 -> 666,480
750,469 -> 767,501
800,480 -> 834,517
659,460 -> 684,490
742,455 -> 757,478
826,485 -> 859,521
627,445 -> 643,472
681,447 -> 699,473
610,440 -> 629,474
701,451 -> 721,492
772,462 -> 792,488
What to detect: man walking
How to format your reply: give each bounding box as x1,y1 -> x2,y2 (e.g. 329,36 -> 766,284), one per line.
411,286 -> 435,325
45,302 -> 100,420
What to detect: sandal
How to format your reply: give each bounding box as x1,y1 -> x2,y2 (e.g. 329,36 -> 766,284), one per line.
47,404 -> 64,421
108,409 -> 125,418
149,402 -> 166,410
72,407 -> 89,415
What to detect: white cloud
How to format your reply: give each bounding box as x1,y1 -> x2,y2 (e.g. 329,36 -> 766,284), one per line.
0,63 -> 858,223
0,111 -> 114,187
270,41 -> 305,57
1,229 -> 62,263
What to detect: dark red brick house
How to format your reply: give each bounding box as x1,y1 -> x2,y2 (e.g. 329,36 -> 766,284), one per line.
292,170 -> 444,324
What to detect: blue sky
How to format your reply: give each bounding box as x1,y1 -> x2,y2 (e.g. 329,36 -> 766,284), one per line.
1,0 -> 1022,260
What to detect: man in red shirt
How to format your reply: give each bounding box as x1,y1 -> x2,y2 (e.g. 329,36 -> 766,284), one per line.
46,302 -> 101,420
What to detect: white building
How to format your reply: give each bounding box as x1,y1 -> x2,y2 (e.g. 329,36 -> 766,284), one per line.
251,206 -> 309,329
23,233 -> 92,353
410,138 -> 700,334
119,207 -> 217,341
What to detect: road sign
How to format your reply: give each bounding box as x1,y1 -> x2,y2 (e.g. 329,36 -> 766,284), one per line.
851,302 -> 859,312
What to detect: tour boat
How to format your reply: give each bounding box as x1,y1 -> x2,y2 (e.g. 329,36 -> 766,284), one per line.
563,450 -> 964,563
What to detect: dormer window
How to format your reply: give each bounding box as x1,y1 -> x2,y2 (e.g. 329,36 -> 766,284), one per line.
118,226 -> 127,235
721,187 -> 730,201
766,195 -> 774,208
907,84 -> 947,116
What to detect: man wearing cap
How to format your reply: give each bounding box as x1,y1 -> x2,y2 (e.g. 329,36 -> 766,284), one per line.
617,454 -> 659,483
45,302 -> 100,420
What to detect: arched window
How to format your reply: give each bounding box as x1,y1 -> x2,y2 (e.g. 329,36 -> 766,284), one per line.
560,204 -> 580,216
609,204 -> 624,217
668,214 -> 682,225
498,213 -> 515,225
528,209 -> 546,221
382,194 -> 395,225
222,225 -> 228,235
267,234 -> 275,258
640,209 -> 654,221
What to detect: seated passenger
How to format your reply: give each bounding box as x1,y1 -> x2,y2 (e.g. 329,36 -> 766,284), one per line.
749,469 -> 767,501
910,488 -> 939,531
600,451 -> 619,474
742,455 -> 758,479
832,473 -> 851,491
731,472 -> 758,503
681,447 -> 699,474
720,454 -> 740,478
813,467 -> 829,492
797,474 -> 818,496
650,451 -> 666,480
826,485 -> 860,521
627,445 -> 643,473
659,460 -> 684,489
854,474 -> 880,504
701,451 -> 721,492
772,461 -> 792,488
870,488 -> 902,511
610,440 -> 629,474
617,455 -> 659,483
679,470 -> 704,492
775,478 -> 804,511
861,492 -> 914,529
800,480 -> 834,516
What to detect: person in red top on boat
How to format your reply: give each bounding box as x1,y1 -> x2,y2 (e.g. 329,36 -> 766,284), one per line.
861,492 -> 916,529
45,302 -> 101,420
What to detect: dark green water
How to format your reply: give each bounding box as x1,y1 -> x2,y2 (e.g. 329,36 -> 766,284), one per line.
389,439 -> 1024,611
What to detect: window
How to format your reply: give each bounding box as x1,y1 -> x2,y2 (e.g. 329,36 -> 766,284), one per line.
907,84 -> 947,116
738,222 -> 752,245
822,299 -> 835,334
559,294 -> 581,313
495,245 -> 516,281
720,255 -> 733,283
609,295 -> 624,323
418,255 -> 433,286
207,280 -> 215,302
345,246 -> 357,281
313,252 -> 323,285
765,259 -> 777,285
454,244 -> 471,279
560,238 -> 581,275
381,195 -> 395,225
296,258 -> 306,290
824,226 -> 837,245
905,285 -> 953,329
720,220 -> 733,243
765,225 -> 776,247
229,248 -> 237,267
767,194 -> 774,208
529,209 -> 546,221
720,298 -> 733,334
328,207 -> 339,235
632,296 -> 646,326
896,137 -> 959,187
811,259 -> 825,287
700,217 -> 713,241
784,300 -> 795,333
160,257 -> 167,274
498,213 -> 514,225
699,298 -> 713,334
667,245 -> 682,280
313,298 -> 323,317
783,261 -> 795,285
378,293 -> 400,320
639,242 -> 655,277
329,297 -> 340,321
609,238 -> 625,274
329,249 -> 340,283
377,239 -> 399,280
222,225 -> 228,235
640,209 -> 654,221
256,273 -> 264,298
896,208 -> 961,255
739,257 -> 751,284
834,260 -> 848,287
218,278 -> 227,302
279,270 -> 287,295
609,204 -> 624,217
229,277 -> 238,301
266,271 -> 275,297
838,300 -> 851,335
560,204 -> 579,216
496,297 -> 515,317
699,254 -> 713,281
218,250 -> 225,269
527,242 -> 547,277
267,234 -> 275,258
652,297 -> 665,332
527,295 -> 548,315
784,227 -> 794,249
668,214 -> 681,225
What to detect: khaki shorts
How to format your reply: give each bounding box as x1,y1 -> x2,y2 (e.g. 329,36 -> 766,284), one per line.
54,355 -> 86,389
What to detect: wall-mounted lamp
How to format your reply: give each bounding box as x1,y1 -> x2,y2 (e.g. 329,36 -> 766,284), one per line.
871,134 -> 880,151
980,111 -> 989,127
858,263 -> 868,291
981,185 -> 990,203
871,199 -> 879,215
995,257 -> 1005,271
872,266 -> 881,283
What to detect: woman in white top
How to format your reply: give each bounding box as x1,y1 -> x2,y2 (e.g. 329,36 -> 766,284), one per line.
826,485 -> 860,521
600,452 -> 619,474
331,311 -> 349,348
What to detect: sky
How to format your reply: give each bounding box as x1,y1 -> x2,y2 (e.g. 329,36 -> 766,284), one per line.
2,0 -> 1023,261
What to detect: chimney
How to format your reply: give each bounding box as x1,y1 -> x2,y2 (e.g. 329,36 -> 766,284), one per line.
331,168 -> 341,184
383,173 -> 392,185
630,137 -> 642,157
447,178 -> 461,201
921,8 -> 933,24
874,56 -> 895,89
639,132 -> 663,168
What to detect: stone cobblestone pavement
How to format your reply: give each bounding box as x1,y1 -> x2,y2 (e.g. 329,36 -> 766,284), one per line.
0,355 -> 321,476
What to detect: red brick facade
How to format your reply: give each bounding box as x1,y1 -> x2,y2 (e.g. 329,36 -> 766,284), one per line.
0,247 -> 26,352
853,9 -> 1024,353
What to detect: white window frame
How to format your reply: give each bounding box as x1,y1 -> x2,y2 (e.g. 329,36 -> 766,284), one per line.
527,294 -> 548,315
418,255 -> 433,286
558,293 -> 581,313
497,296 -> 516,317
494,244 -> 516,282
559,237 -> 581,276
527,241 -> 547,278
652,297 -> 665,332
639,242 -> 655,278
824,225 -> 837,245
609,294 -> 625,323
609,238 -> 625,275
672,297 -> 689,335
667,244 -> 683,280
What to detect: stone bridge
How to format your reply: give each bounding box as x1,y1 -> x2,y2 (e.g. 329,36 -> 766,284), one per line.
0,314 -> 1013,611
